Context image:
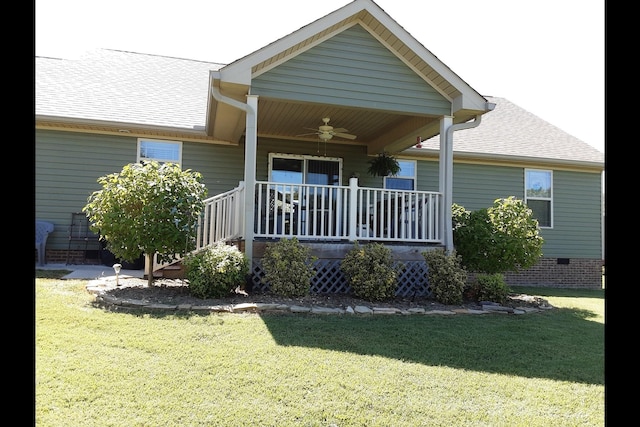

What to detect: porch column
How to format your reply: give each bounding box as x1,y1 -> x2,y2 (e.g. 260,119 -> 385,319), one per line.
439,116 -> 454,253
243,95 -> 259,263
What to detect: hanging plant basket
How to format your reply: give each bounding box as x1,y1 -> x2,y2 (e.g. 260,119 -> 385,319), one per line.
367,152 -> 401,177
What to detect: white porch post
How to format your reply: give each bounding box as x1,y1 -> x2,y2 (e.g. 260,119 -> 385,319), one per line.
439,116 -> 454,253
243,95 -> 259,264
348,177 -> 359,241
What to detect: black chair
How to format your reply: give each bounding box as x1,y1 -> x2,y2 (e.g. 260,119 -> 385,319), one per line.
66,212 -> 101,264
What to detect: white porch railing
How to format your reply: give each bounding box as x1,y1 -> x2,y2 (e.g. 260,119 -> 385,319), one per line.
195,182 -> 245,251
194,179 -> 442,252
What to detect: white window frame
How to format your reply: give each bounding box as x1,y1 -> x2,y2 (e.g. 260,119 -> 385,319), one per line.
137,138 -> 182,166
525,168 -> 553,228
384,159 -> 416,190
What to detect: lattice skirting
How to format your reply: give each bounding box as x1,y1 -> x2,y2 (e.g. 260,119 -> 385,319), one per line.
249,259 -> 432,298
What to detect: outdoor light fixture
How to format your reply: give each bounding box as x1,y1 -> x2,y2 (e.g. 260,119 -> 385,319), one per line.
113,263 -> 122,286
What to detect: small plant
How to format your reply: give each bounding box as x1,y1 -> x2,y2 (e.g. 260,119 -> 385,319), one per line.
261,238 -> 317,297
366,152 -> 401,177
465,273 -> 511,304
340,242 -> 403,301
183,243 -> 249,299
422,249 -> 467,305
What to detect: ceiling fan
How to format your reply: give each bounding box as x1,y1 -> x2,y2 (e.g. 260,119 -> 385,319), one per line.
298,117 -> 357,141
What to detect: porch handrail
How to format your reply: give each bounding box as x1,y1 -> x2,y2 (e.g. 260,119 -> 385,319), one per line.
195,182 -> 245,251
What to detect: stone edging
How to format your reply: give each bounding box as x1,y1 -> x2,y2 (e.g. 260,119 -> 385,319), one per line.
86,279 -> 553,316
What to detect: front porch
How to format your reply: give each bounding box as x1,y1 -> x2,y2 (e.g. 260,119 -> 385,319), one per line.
192,178 -> 444,296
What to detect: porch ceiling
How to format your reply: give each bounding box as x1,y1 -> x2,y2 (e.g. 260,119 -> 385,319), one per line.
212,97 -> 482,156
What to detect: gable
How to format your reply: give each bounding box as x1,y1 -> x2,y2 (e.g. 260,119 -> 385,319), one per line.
252,25 -> 449,116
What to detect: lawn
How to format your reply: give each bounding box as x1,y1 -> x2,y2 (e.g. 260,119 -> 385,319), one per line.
35,270 -> 604,426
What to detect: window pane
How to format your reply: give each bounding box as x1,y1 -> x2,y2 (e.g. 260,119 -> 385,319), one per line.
272,158 -> 303,183
526,170 -> 551,198
307,160 -> 340,185
385,177 -> 414,190
139,140 -> 181,163
397,160 -> 415,178
527,199 -> 551,227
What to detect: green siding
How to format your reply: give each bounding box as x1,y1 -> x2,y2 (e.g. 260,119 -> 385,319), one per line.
35,130 -> 246,251
453,163 -> 524,210
450,163 -> 602,259
545,170 -> 602,258
252,26 -> 450,115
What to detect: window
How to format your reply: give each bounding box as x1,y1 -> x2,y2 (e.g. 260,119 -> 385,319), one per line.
525,169 -> 552,228
384,160 -> 416,190
269,153 -> 341,186
137,138 -> 182,165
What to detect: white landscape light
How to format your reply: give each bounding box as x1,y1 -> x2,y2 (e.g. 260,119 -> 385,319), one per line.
113,263 -> 122,286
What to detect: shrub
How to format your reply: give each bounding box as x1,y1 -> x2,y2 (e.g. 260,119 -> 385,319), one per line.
465,273 -> 511,304
340,242 -> 403,301
261,238 -> 317,297
183,243 -> 249,299
422,249 -> 467,305
452,197 -> 544,275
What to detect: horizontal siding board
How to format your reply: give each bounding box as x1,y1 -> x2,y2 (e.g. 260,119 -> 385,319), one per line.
260,64 -> 446,104
453,164 -> 523,211
252,25 -> 449,116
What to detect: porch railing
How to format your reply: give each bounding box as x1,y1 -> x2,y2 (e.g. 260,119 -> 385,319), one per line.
195,182 -> 245,251
194,179 -> 442,252
253,179 -> 441,244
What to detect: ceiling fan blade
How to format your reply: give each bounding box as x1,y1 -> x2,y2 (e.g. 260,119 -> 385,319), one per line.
296,132 -> 320,137
333,132 -> 357,140
331,127 -> 348,133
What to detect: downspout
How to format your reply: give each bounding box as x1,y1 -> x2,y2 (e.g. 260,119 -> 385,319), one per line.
209,73 -> 258,264
442,102 -> 495,253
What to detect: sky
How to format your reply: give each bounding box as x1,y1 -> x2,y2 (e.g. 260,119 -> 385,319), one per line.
35,0 -> 605,154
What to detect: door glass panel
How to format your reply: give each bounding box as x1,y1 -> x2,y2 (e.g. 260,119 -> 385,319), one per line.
271,158 -> 303,184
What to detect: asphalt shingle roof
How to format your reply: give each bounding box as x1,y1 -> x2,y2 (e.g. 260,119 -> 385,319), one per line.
36,49 -> 223,130
421,96 -> 604,164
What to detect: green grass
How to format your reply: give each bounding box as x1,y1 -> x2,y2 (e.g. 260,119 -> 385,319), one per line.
35,271 -> 604,426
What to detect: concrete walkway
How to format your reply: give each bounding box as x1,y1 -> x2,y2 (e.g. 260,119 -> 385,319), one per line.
36,263 -> 144,280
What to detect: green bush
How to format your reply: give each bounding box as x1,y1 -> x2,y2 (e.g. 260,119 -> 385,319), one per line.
261,238 -> 317,297
422,249 -> 467,305
452,197 -> 544,275
340,242 -> 403,301
183,243 -> 249,299
465,273 -> 511,304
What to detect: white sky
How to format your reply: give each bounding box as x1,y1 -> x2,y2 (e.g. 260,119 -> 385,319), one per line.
35,0 -> 605,154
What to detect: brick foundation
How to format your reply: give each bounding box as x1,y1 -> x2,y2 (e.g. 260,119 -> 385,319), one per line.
499,258 -> 603,290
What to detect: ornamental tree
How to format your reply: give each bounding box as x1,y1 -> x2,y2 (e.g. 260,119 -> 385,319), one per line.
451,196 -> 544,275
83,161 -> 207,286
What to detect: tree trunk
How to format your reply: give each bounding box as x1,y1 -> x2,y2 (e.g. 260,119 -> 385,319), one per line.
146,253 -> 155,287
